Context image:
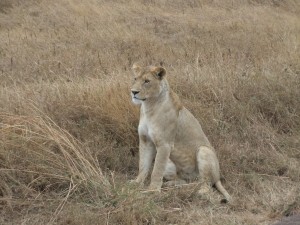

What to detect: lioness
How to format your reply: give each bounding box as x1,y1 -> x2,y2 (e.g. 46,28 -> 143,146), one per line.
130,64 -> 231,202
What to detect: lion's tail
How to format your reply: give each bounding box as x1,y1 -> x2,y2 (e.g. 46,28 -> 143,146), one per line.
215,180 -> 232,203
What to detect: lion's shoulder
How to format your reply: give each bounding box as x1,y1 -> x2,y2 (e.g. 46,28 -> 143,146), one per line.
170,90 -> 183,112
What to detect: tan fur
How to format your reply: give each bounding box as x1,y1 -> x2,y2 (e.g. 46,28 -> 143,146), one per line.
130,64 -> 231,202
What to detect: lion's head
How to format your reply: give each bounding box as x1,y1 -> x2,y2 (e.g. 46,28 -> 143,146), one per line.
130,64 -> 168,105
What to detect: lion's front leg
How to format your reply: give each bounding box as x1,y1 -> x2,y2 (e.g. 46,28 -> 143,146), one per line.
134,135 -> 156,185
149,143 -> 172,191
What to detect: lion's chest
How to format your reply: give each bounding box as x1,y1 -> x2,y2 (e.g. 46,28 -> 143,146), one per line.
138,119 -> 149,137
138,117 -> 156,141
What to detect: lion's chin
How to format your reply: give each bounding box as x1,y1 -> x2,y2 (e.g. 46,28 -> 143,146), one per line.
132,97 -> 143,105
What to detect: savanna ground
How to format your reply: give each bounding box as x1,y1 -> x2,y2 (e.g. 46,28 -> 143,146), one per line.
0,0 -> 300,224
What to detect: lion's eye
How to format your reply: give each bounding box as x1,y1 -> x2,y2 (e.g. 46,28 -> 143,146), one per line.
144,79 -> 150,84
134,77 -> 137,81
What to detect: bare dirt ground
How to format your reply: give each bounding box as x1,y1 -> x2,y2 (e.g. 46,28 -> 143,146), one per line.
273,215 -> 300,225
0,0 -> 299,224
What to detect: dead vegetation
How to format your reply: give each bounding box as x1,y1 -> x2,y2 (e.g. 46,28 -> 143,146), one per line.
0,0 -> 299,224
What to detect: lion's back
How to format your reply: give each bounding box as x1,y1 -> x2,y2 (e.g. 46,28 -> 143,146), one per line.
175,107 -> 211,149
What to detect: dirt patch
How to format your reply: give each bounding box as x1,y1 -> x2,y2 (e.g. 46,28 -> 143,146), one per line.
274,215 -> 300,225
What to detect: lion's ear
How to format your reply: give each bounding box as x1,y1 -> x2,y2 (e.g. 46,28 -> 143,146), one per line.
151,66 -> 166,80
132,63 -> 142,75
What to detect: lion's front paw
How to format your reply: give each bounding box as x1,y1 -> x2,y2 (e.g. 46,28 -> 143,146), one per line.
147,182 -> 162,192
129,179 -> 138,184
141,187 -> 161,194
129,179 -> 143,187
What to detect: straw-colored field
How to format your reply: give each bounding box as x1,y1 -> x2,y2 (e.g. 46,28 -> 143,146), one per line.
0,0 -> 299,224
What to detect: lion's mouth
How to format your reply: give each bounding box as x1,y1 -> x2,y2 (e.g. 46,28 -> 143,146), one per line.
133,96 -> 146,101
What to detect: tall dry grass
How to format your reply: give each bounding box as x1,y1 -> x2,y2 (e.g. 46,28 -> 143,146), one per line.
0,0 -> 300,224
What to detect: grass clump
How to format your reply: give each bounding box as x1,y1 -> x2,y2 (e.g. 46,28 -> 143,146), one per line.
0,0 -> 299,224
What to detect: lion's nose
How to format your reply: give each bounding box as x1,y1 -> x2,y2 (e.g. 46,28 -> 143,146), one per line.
131,90 -> 140,95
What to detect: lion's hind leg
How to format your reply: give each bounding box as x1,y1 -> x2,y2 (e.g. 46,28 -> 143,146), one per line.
162,158 -> 187,187
197,146 -> 231,202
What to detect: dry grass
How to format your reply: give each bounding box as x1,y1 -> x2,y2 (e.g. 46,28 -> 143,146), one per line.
0,0 -> 300,224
